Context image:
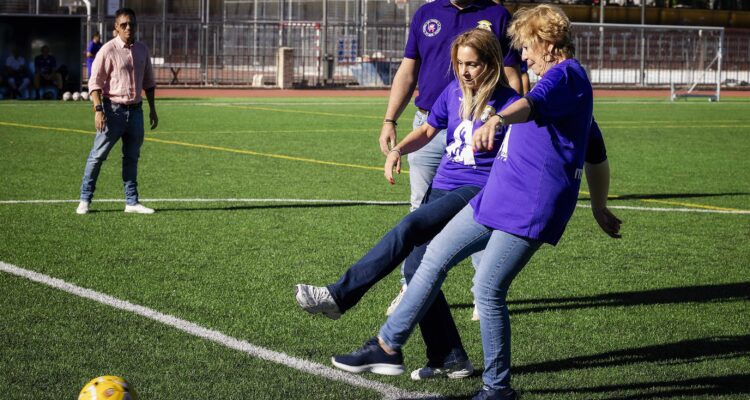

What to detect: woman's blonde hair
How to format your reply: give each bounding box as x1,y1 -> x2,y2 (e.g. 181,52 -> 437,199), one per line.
450,28 -> 510,121
508,4 -> 574,60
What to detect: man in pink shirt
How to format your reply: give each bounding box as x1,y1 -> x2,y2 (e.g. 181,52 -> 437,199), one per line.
77,8 -> 159,215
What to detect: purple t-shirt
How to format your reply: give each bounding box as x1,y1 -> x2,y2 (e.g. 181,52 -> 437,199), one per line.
404,0 -> 520,111
426,81 -> 520,191
470,59 -> 594,245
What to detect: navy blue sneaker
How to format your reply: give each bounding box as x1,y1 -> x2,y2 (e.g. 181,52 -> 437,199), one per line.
472,386 -> 518,400
331,337 -> 405,376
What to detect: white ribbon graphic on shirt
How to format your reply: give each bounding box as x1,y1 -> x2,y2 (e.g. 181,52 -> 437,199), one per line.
446,119 -> 476,166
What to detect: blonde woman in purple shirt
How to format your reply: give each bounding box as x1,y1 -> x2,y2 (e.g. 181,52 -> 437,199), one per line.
332,5 -> 621,400
299,28 -> 520,380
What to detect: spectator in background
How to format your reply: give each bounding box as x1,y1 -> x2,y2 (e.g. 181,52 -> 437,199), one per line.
5,46 -> 32,99
77,8 -> 158,215
33,45 -> 63,96
0,70 -> 6,99
86,32 -> 103,79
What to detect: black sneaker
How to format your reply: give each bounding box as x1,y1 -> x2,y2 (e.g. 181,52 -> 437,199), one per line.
331,337 -> 405,376
472,386 -> 518,400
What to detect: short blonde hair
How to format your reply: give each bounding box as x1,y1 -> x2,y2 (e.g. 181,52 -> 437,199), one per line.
508,4 -> 574,59
450,28 -> 510,120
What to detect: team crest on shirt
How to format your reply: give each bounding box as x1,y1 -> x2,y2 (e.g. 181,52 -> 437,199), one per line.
423,19 -> 442,37
480,105 -> 496,122
476,20 -> 493,31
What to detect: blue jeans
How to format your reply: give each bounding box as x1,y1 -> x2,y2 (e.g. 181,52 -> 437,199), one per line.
407,110 -> 446,212
79,101 -> 145,205
327,185 -> 480,311
379,204 -> 541,390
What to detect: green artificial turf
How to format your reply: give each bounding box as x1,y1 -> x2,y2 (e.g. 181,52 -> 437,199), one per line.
1,96 -> 748,399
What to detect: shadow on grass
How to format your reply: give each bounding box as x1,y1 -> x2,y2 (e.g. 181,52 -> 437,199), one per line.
451,282 -> 750,314
528,373 -> 750,399
516,335 -> 750,374
89,202 -> 407,213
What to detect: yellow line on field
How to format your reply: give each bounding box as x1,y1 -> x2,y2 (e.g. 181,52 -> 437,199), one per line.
146,137 -> 387,172
204,103 -> 382,120
0,121 -> 388,173
0,121 -> 90,134
578,190 -> 747,212
640,199 -> 745,212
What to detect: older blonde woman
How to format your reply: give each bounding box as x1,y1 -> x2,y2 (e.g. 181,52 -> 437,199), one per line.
331,5 -> 620,400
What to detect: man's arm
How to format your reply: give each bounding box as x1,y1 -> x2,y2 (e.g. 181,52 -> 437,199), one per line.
379,57 -> 420,155
504,64 -> 522,95
585,159 -> 622,238
143,50 -> 158,130
145,87 -> 158,130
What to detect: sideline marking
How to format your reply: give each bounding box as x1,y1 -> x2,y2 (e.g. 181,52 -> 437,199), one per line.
0,197 -> 748,214
2,121 -> 742,211
0,261 -> 436,400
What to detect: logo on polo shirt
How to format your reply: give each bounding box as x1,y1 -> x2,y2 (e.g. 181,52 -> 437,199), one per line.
476,20 -> 492,31
423,19 -> 442,37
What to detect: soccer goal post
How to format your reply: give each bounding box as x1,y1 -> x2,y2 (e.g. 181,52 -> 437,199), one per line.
570,22 -> 724,101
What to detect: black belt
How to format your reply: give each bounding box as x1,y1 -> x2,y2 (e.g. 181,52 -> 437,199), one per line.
105,100 -> 142,110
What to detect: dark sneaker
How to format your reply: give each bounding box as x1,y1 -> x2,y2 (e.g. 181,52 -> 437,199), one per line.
472,386 -> 518,400
410,359 -> 474,380
331,337 -> 405,376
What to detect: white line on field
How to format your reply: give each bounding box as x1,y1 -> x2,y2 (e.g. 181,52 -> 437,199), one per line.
0,197 -> 748,214
0,198 -> 410,205
0,261 -> 436,400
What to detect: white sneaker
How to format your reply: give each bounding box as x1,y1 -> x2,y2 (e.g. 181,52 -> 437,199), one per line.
124,203 -> 155,214
295,284 -> 341,320
386,284 -> 407,316
410,359 -> 474,380
472,303 -> 480,321
76,201 -> 90,215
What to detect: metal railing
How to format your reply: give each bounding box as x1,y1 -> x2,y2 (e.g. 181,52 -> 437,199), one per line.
78,18 -> 750,89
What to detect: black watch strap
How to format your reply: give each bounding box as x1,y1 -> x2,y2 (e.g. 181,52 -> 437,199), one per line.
95,105 -> 104,112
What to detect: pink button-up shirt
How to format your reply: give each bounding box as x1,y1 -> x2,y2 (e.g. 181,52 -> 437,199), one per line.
88,36 -> 156,105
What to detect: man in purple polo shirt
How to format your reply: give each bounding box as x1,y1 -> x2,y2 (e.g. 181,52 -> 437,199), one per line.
380,0 -> 522,315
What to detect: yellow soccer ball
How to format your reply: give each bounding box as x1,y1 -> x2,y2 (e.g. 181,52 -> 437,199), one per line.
78,375 -> 138,400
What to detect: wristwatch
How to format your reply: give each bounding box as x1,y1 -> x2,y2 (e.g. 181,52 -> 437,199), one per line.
94,105 -> 103,113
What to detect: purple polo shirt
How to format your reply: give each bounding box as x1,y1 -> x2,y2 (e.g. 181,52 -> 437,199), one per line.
426,80 -> 520,191
471,59 -> 594,245
405,0 -> 520,111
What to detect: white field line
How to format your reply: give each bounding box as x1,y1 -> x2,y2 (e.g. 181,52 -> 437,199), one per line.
0,198 -> 410,205
0,198 -> 748,214
0,261 -> 436,400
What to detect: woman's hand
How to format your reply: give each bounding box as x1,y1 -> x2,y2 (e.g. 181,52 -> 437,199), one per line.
473,115 -> 502,152
384,149 -> 402,185
592,206 -> 622,238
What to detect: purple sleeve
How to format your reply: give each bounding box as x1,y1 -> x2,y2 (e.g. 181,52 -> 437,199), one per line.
503,48 -> 521,68
426,85 -> 451,130
404,11 -> 420,59
585,117 -> 607,164
496,7 -> 520,67
525,66 -> 579,120
87,41 -> 94,53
